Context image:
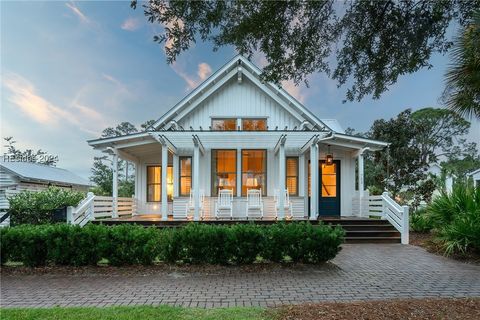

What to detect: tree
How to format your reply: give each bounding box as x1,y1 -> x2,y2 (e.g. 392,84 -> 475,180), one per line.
132,0 -> 479,102
2,137 -> 58,166
411,107 -> 475,165
443,10 -> 480,119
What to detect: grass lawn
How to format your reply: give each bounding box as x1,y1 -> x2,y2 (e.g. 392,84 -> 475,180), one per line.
1,306 -> 271,320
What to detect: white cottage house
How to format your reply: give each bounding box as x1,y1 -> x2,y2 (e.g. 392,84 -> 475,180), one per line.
83,56 -> 409,243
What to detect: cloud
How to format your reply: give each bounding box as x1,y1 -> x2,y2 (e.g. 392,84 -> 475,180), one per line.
281,80 -> 307,104
65,2 -> 90,24
121,17 -> 141,31
2,73 -> 104,134
172,62 -> 212,90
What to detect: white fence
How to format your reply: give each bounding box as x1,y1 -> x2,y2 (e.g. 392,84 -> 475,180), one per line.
365,192 -> 409,244
67,193 -> 136,226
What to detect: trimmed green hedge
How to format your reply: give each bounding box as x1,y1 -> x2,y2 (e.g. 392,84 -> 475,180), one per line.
0,222 -> 344,267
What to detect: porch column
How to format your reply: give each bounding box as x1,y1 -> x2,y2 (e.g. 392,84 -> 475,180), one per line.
112,151 -> 119,218
161,145 -> 168,220
310,143 -> 318,220
173,154 -> 179,198
358,152 -> 365,217
193,140 -> 200,221
278,139 -> 286,219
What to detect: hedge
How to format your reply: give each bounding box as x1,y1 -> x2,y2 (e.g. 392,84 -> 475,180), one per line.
0,222 -> 344,267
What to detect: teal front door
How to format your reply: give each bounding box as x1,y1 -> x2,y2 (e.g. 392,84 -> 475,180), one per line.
318,160 -> 340,216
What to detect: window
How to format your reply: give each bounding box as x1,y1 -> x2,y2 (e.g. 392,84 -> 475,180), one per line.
179,157 -> 192,196
241,149 -> 267,196
212,118 -> 236,131
242,118 -> 266,131
212,150 -> 237,196
147,166 -> 161,202
321,163 -> 337,197
286,157 -> 298,196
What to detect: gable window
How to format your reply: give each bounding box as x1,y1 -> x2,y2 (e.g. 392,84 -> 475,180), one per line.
242,118 -> 266,131
179,156 -> 192,196
212,150 -> 237,196
241,149 -> 267,196
286,157 -> 298,196
212,118 -> 236,131
147,166 -> 161,202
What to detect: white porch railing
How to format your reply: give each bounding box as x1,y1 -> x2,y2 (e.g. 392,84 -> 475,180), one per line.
365,192 -> 409,244
67,193 -> 136,226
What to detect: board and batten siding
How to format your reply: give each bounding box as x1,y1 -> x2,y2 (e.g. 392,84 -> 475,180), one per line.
178,77 -> 302,130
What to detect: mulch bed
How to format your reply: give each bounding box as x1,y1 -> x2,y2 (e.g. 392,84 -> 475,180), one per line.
410,232 -> 480,265
0,261 -> 338,277
273,298 -> 480,320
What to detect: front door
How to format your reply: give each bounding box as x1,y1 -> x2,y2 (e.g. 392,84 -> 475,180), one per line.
318,160 -> 340,216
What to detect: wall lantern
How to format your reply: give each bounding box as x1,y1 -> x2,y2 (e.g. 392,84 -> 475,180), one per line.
325,145 -> 334,165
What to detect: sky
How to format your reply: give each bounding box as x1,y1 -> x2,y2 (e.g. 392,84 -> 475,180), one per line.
1,1 -> 479,180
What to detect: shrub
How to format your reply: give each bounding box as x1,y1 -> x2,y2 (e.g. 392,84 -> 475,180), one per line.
8,187 -> 85,225
1,222 -> 344,267
410,209 -> 433,233
427,184 -> 480,256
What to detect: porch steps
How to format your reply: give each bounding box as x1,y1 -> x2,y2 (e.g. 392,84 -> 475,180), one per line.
322,219 -> 401,243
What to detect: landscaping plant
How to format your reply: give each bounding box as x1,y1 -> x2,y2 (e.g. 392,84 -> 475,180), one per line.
0,222 -> 344,267
7,187 -> 85,225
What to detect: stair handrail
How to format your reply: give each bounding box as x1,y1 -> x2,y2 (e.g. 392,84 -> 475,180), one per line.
381,192 -> 409,244
67,192 -> 95,227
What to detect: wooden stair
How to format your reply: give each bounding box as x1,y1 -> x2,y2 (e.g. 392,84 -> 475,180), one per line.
322,218 -> 401,243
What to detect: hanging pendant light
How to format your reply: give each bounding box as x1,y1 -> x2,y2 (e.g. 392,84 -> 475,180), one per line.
325,145 -> 334,165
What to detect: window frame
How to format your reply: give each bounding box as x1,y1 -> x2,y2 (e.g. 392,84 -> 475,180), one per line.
241,118 -> 267,131
146,165 -> 161,203
211,118 -> 237,131
179,156 -> 192,197
286,156 -> 299,196
241,149 -> 267,196
211,149 -> 238,196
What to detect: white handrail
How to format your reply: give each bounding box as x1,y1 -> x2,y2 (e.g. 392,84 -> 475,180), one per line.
381,192 -> 409,244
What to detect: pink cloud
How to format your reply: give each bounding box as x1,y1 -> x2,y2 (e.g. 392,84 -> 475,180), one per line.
172,62 -> 212,90
121,17 -> 141,31
65,2 -> 90,24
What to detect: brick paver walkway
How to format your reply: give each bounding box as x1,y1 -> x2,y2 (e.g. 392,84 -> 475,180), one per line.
2,244 -> 479,308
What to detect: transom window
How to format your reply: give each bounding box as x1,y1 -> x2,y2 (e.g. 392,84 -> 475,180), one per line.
241,149 -> 267,196
242,118 -> 267,131
286,157 -> 299,196
212,150 -> 237,196
211,118 -> 236,131
179,157 -> 192,196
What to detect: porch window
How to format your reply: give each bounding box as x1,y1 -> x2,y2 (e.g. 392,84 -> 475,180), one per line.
286,157 -> 298,196
147,166 -> 161,202
212,118 -> 237,131
212,150 -> 237,196
179,156 -> 192,196
242,118 -> 267,131
241,149 -> 267,196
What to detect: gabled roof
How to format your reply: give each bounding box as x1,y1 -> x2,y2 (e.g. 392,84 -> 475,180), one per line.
151,55 -> 333,132
0,161 -> 90,187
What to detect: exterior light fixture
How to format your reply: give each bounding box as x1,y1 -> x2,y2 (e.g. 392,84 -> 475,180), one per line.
325,145 -> 334,165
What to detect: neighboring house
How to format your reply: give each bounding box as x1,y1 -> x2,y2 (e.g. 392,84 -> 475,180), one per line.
0,160 -> 90,225
467,168 -> 480,188
88,55 -> 389,220
427,163 -> 454,194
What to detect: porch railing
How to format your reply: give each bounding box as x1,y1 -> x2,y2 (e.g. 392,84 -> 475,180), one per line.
365,192 -> 409,244
67,194 -> 136,226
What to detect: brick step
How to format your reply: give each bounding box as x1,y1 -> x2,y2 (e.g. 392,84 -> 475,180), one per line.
345,237 -> 401,244
345,230 -> 400,238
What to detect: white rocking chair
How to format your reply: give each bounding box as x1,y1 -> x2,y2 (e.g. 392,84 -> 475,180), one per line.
215,189 -> 233,219
181,189 -> 205,220
246,189 -> 263,219
274,189 -> 293,219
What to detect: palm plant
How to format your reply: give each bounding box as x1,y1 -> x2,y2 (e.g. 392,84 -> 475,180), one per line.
443,10 -> 480,119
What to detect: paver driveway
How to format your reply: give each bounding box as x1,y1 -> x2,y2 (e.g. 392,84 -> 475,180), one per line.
2,244 -> 479,308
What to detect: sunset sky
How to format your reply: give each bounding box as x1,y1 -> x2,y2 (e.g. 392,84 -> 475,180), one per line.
2,1 -> 479,179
